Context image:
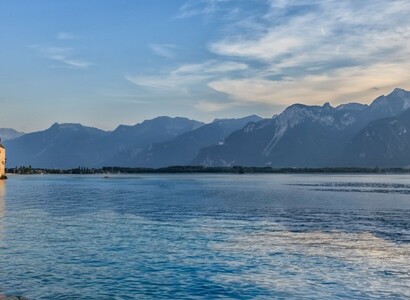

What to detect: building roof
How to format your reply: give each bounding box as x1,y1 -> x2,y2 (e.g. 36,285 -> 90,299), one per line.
0,144 -> 4,149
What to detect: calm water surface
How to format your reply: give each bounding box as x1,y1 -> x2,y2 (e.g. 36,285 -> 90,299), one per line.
0,174 -> 409,299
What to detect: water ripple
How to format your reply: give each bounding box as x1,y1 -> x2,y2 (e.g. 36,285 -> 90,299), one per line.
0,174 -> 409,299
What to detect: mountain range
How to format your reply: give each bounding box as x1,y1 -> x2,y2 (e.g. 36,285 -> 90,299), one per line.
4,117 -> 202,169
195,88 -> 410,168
3,88 -> 410,168
107,115 -> 262,168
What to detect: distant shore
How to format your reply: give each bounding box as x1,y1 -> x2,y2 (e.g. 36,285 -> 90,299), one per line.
6,166 -> 410,175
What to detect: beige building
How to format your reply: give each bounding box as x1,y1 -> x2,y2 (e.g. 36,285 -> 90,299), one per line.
0,143 -> 5,179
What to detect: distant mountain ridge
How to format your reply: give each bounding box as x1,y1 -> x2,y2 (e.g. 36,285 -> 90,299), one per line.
4,88 -> 410,168
0,128 -> 24,141
4,123 -> 108,169
107,115 -> 262,167
95,116 -> 204,166
5,117 -> 204,168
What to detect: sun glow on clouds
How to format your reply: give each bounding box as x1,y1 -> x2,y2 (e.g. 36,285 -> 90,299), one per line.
207,0 -> 410,105
209,63 -> 410,105
129,0 -> 410,112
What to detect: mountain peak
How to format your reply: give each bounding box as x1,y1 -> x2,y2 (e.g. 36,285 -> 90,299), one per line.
139,116 -> 204,127
390,87 -> 407,96
370,87 -> 410,114
322,102 -> 333,110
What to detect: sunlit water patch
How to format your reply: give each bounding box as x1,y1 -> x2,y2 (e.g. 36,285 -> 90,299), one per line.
0,174 -> 409,299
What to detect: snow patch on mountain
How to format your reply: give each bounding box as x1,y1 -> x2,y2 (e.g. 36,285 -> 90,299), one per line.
340,113 -> 356,127
262,104 -> 339,156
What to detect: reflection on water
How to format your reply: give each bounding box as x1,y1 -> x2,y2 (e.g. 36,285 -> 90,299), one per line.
0,174 -> 409,299
210,224 -> 410,298
0,180 -> 5,235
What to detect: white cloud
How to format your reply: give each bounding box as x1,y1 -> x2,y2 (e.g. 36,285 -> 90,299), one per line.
149,44 -> 177,58
210,35 -> 303,61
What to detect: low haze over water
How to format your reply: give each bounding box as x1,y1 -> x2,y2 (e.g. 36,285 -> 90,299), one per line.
0,174 -> 409,299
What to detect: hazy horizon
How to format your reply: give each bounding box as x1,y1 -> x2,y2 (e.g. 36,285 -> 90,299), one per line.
2,0 -> 410,132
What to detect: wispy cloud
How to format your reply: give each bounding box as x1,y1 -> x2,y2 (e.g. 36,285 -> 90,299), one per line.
57,32 -> 76,40
30,32 -> 90,69
149,44 -> 177,58
194,100 -> 233,112
172,61 -> 247,75
126,0 -> 410,114
126,60 -> 248,89
32,46 -> 91,69
43,47 -> 91,68
210,0 -> 410,64
176,0 -> 236,19
205,0 -> 410,105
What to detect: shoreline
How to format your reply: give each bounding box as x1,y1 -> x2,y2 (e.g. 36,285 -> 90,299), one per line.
6,166 -> 410,175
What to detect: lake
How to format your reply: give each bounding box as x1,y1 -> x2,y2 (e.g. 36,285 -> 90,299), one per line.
0,174 -> 409,299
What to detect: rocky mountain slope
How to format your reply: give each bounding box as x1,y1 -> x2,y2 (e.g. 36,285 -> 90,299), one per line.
341,108 -> 410,167
194,88 -> 410,167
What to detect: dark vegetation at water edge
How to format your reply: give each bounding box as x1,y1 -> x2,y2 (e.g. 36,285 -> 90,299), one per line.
6,166 -> 410,175
7,166 -> 103,175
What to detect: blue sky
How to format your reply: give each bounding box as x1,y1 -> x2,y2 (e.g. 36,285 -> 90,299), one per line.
1,0 -> 410,132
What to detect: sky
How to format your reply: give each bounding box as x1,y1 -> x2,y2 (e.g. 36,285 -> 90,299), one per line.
1,0 -> 410,132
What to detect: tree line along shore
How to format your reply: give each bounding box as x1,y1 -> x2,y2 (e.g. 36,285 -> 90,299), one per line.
6,166 -> 410,175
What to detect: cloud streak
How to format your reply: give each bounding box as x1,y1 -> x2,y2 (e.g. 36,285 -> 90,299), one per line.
149,44 -> 177,58
32,46 -> 91,69
194,100 -> 234,112
126,60 -> 248,89
176,0 -> 234,19
43,47 -> 91,68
